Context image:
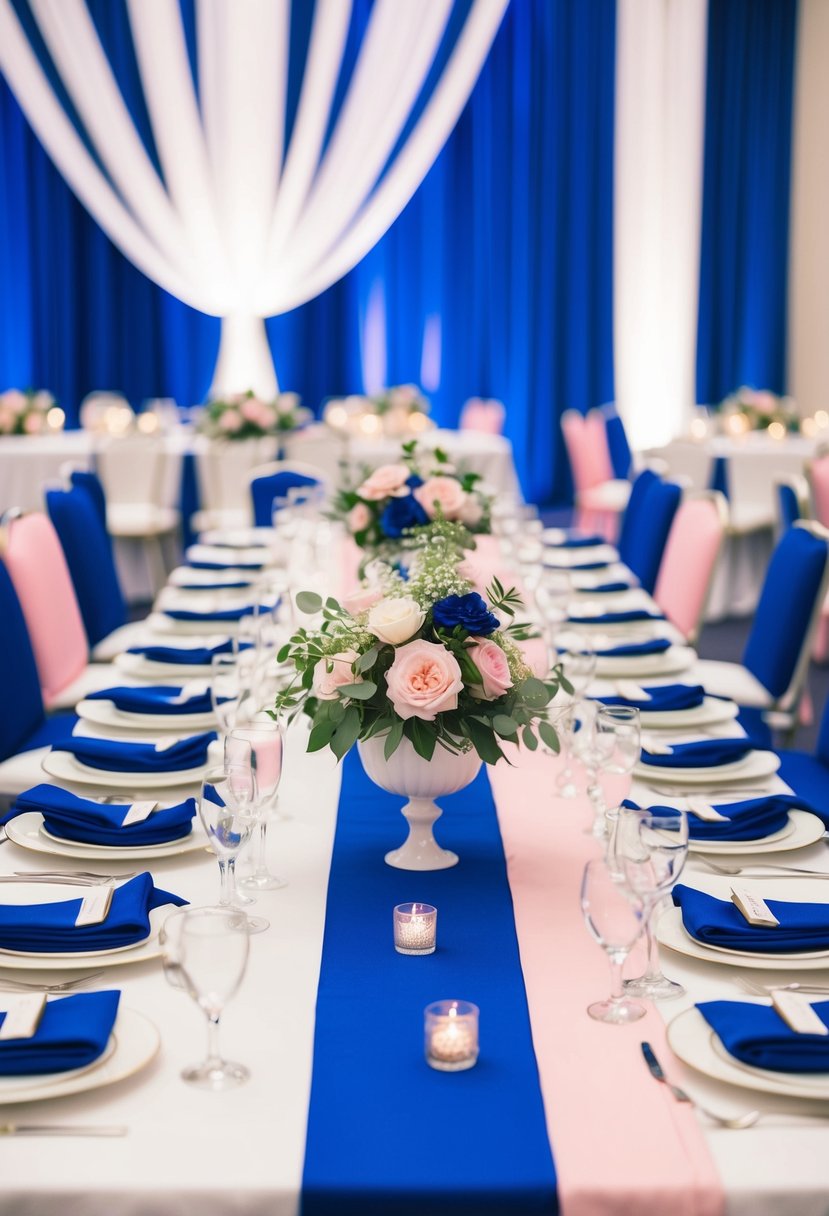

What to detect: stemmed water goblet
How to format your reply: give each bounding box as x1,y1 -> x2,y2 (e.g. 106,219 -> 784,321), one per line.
198,764 -> 269,934
160,906 -> 250,1090
553,640 -> 597,797
610,804 -> 689,1000
580,858 -> 646,1024
210,654 -> 242,742
226,719 -> 287,890
589,705 -> 641,838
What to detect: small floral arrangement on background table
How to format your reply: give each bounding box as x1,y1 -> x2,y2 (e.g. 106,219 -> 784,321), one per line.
333,440 -> 492,552
718,388 -> 799,435
198,389 -> 311,440
0,388 -> 62,435
323,384 -> 433,437
274,538 -> 566,765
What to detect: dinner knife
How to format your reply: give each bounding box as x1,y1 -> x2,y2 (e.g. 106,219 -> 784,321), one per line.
0,1124 -> 128,1136
641,1042 -> 691,1103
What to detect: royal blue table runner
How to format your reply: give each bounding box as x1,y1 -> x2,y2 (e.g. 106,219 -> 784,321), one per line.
301,749 -> 557,1216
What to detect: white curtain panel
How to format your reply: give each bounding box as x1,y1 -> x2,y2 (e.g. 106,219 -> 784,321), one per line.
0,0 -> 507,396
613,0 -> 708,449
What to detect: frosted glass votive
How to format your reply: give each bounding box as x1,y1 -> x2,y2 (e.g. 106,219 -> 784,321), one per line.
393,903 -> 437,955
424,1000 -> 479,1072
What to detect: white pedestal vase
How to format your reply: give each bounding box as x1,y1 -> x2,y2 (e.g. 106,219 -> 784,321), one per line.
357,735 -> 482,871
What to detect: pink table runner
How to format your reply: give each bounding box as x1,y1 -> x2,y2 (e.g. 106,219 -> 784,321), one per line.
489,747 -> 724,1216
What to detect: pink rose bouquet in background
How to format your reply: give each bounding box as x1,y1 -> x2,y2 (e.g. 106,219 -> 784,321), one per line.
0,387 -> 61,436
274,535 -> 568,764
198,388 -> 311,440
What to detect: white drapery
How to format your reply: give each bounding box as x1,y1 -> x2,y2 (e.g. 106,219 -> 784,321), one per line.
613,0 -> 708,449
0,0 -> 507,397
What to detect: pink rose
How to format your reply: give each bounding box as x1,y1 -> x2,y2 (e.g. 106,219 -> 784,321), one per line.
356,463 -> 410,501
2,390 -> 26,414
220,410 -> 242,432
385,639 -> 463,721
466,638 -> 513,701
313,648 -> 360,700
342,585 -> 383,615
348,502 -> 372,533
241,398 -> 263,423
455,557 -> 487,598
23,412 -> 43,434
414,475 -> 467,520
458,495 -> 484,526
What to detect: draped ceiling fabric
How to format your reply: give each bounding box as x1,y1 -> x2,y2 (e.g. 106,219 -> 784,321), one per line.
0,0 -> 508,396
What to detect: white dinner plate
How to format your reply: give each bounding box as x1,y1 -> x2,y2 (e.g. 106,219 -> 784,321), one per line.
186,544 -> 272,569
0,1007 -> 159,1104
0,1034 -> 117,1098
146,612 -> 247,637
667,1004 -> 829,1101
41,750 -> 207,790
638,698 -> 740,730
0,898 -> 169,969
200,526 -> 276,547
168,567 -> 257,589
634,749 -> 781,786
594,645 -> 696,679
657,903 -> 829,970
541,544 -> 618,568
5,811 -> 208,861
684,810 -> 827,855
77,698 -> 216,733
114,653 -> 215,680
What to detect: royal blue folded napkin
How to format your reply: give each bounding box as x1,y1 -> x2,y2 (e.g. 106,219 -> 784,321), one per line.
5,785 -> 196,846
673,884 -> 829,953
0,873 -> 187,953
162,604 -> 266,623
545,559 -> 609,571
698,999 -> 829,1073
85,685 -> 216,716
178,580 -> 253,591
188,558 -> 265,571
52,731 -> 215,774
127,639 -> 240,665
622,794 -> 810,842
596,683 -> 706,712
569,609 -> 665,626
593,637 -> 672,658
589,581 -> 633,594
0,990 -> 121,1075
640,737 -> 754,769
546,533 -> 606,549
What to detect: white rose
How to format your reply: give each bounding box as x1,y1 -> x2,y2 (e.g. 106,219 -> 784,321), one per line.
367,596 -> 426,646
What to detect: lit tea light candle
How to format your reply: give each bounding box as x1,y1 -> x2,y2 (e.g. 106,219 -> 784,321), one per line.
424,1000 -> 479,1072
394,903 -> 437,955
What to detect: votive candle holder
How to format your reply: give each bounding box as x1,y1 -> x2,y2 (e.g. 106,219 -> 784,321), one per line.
424,1000 -> 479,1072
393,903 -> 437,955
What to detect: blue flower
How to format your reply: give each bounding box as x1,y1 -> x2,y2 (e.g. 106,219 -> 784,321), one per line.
432,593 -> 499,636
380,493 -> 429,539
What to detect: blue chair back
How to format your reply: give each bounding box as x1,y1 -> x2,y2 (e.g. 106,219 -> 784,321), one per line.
776,482 -> 802,533
0,561 -> 46,759
250,469 -> 321,528
46,481 -> 126,647
617,469 -> 661,569
743,524 -> 829,698
602,406 -> 632,480
625,478 -> 682,593
70,469 -> 107,530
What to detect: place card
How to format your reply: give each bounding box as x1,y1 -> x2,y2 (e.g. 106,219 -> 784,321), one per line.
615,680 -> 650,701
0,993 -> 46,1040
170,681 -> 209,704
684,798 -> 728,823
121,800 -> 159,826
772,990 -> 829,1036
642,737 -> 674,755
75,886 -> 114,927
154,736 -> 184,752
730,886 -> 779,927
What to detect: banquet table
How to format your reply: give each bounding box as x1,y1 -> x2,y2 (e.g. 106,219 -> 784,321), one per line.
1,535 -> 829,1215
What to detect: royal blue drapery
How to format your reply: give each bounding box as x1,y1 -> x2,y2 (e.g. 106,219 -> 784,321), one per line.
0,0 -> 616,504
696,0 -> 798,404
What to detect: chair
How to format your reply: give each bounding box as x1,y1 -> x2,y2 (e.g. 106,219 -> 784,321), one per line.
806,444 -> 829,528
621,476 -> 682,594
193,436 -> 279,532
0,512 -> 116,709
459,398 -> 506,435
774,473 -> 810,536
652,492 -> 728,644
775,694 -> 829,814
560,409 -> 631,541
248,461 -> 328,527
599,405 -> 632,480
0,560 -> 77,797
95,434 -> 181,591
694,521 -> 829,728
616,468 -> 661,569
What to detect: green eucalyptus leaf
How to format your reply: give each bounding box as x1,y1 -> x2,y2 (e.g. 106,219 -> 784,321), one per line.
339,681 -> 377,701
538,720 -> 561,753
296,591 -> 323,615
384,719 -> 405,760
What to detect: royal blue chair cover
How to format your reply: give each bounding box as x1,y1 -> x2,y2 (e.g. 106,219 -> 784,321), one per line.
742,526 -> 828,698
250,470 -> 320,528
617,468 -> 661,569
46,480 -> 126,648
775,693 -> 829,820
776,482 -> 802,532
601,406 -> 632,480
69,469 -> 107,530
624,477 -> 681,594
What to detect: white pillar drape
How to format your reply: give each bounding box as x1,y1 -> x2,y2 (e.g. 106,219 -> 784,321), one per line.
0,0 -> 508,398
613,0 -> 708,450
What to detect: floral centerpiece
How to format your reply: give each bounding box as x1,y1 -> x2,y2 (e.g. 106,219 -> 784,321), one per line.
198,389 -> 311,440
0,388 -> 61,435
334,440 -> 492,553
718,388 -> 798,435
323,384 -> 432,437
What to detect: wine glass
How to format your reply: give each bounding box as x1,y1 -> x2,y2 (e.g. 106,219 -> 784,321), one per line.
198,765 -> 269,934
210,654 -> 241,740
160,906 -> 250,1089
226,720 -> 286,891
554,641 -> 597,798
580,858 -> 646,1024
610,805 -> 689,1000
589,706 -> 641,838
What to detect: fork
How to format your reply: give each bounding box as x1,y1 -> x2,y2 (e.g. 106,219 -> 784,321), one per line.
641,784 -> 775,798
695,858 -> 829,878
737,977 -> 829,998
0,971 -> 105,993
10,870 -> 138,883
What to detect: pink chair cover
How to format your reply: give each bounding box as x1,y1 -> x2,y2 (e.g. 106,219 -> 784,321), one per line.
809,454 -> 829,528
459,398 -> 506,435
653,497 -> 724,641
561,410 -> 614,494
2,514 -> 89,705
